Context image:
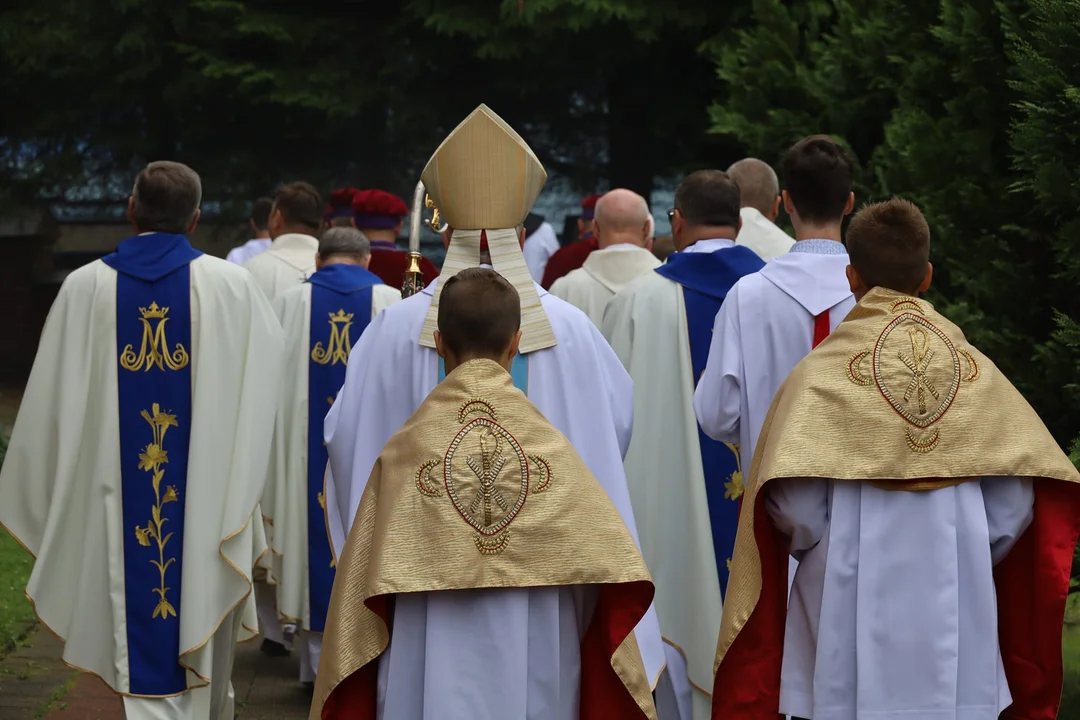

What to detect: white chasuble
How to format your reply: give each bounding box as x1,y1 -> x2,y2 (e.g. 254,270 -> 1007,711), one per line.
242,233 -> 318,301
601,244 -> 763,720
323,278 -> 667,690
0,233 -> 283,708
266,264 -> 398,640
550,244 -> 661,327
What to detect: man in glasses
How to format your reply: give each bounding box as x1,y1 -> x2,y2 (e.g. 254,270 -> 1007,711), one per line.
602,169 -> 765,720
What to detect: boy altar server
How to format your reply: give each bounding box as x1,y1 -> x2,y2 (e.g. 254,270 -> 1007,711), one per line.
0,161 -> 283,719
713,198 -> 1080,720
265,227 -> 398,685
312,267 -> 657,720
322,104 -> 666,694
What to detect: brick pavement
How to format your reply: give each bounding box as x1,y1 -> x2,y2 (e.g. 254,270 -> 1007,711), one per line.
0,627 -> 310,719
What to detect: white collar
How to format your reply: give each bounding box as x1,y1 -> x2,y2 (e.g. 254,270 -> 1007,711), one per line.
681,238 -> 736,254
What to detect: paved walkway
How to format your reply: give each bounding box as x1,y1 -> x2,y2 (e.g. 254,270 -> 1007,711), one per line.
0,627 -> 311,719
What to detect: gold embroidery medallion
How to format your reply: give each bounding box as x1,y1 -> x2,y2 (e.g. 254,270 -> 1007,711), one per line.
417,398 -> 542,555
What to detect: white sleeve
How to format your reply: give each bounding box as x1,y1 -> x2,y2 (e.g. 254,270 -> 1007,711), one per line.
981,476 -> 1035,564
693,291 -> 743,443
765,478 -> 831,559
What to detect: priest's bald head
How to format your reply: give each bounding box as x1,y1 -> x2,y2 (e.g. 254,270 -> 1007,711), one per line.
727,158 -> 781,222
128,161 -> 202,236
594,189 -> 653,251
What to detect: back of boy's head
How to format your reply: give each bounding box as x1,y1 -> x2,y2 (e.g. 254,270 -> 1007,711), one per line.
782,135 -> 854,224
437,268 -> 521,358
846,198 -> 931,295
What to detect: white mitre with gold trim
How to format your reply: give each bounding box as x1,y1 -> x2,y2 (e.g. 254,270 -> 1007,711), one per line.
419,104 -> 555,354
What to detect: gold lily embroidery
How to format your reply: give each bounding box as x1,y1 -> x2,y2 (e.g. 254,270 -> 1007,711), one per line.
722,442 -> 743,500
121,303 -> 190,372
133,403 -> 181,620
316,492 -> 336,568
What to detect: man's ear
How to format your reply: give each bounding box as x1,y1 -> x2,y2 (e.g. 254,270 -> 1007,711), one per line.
770,195 -> 782,222
186,208 -> 201,235
441,230 -> 452,250
782,190 -> 795,216
506,330 -> 522,362
918,262 -> 933,293
519,226 -> 527,249
433,330 -> 447,359
314,252 -> 323,270
843,191 -> 855,217
736,215 -> 743,236
128,197 -> 137,228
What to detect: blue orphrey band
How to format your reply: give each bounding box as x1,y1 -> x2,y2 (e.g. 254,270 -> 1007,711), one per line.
307,263 -> 382,632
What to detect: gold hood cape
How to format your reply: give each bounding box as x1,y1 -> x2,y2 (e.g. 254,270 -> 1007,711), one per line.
711,288 -> 1080,720
312,359 -> 657,720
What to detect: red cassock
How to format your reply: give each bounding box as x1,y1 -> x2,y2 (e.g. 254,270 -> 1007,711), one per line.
541,237 -> 598,290
367,245 -> 439,290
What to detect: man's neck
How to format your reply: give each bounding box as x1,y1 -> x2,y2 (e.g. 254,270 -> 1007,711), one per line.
362,228 -> 398,243
792,218 -> 843,243
273,225 -> 316,239
322,257 -> 361,268
677,226 -> 737,252
598,234 -> 644,250
254,231 -> 270,240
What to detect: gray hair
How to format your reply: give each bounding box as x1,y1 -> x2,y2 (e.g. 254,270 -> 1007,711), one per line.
131,161 -> 202,234
319,226 -> 371,261
726,158 -> 779,216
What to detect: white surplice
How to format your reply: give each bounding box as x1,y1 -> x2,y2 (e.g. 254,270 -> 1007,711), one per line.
550,244 -> 661,327
266,280 -> 399,681
322,276 -> 668,709
694,240 -> 855,474
242,233 -> 318,300
522,221 -> 562,283
0,256 -> 283,716
734,207 -> 794,262
601,241 -> 747,720
767,476 -> 1033,720
225,238 -> 271,265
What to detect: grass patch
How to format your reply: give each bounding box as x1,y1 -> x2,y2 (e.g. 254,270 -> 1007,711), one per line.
0,528 -> 35,656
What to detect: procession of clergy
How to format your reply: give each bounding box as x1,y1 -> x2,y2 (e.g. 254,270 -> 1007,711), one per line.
1,103 -> 1078,720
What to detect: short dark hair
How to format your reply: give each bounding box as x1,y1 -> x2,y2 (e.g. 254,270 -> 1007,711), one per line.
782,135 -> 855,224
438,268 -> 521,358
250,197 -> 273,230
273,182 -> 323,231
846,198 -> 931,294
674,170 -> 740,227
131,161 -> 202,234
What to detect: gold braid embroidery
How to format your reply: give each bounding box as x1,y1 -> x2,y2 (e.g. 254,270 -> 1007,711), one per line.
132,403 -> 181,619
529,455 -> 552,493
416,460 -> 442,497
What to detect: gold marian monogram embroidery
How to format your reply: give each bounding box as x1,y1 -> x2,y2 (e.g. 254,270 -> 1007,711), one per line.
121,303 -> 190,372
133,403 -> 180,620
418,398 -> 542,555
311,309 -> 354,366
